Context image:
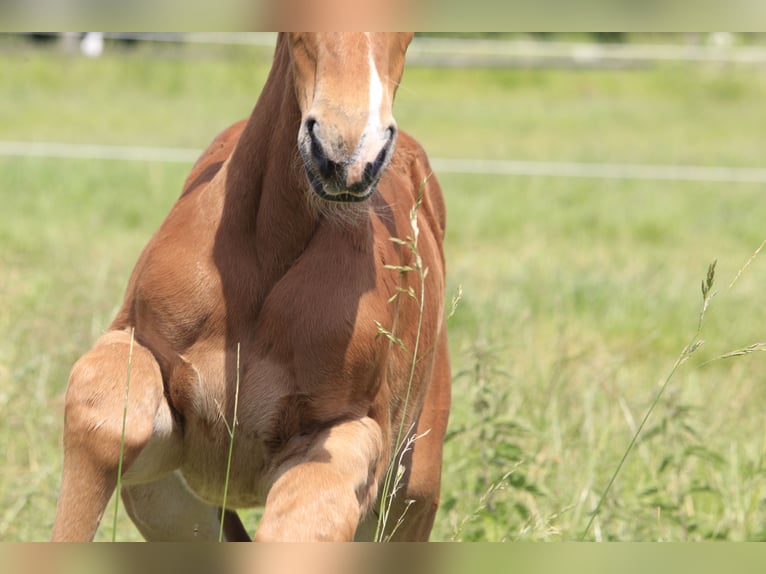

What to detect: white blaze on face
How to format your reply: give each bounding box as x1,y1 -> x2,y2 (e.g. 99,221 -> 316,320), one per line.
366,33 -> 385,137
346,33 -> 388,184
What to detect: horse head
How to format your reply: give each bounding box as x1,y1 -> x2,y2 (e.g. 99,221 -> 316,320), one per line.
288,32 -> 414,202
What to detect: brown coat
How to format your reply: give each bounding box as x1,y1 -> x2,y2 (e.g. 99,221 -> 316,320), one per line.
52,33 -> 450,542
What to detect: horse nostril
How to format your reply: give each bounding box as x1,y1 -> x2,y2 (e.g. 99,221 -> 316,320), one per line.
362,136 -> 394,186
305,117 -> 320,147
304,118 -> 346,183
305,118 -> 329,175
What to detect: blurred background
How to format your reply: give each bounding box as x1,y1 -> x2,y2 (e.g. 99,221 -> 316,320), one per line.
1,32 -> 765,541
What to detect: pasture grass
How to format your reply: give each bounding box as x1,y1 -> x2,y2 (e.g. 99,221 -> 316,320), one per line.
1,38 -> 765,541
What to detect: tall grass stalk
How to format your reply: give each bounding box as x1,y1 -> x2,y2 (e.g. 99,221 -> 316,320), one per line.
218,342 -> 241,542
451,468 -> 519,541
581,262 -> 718,539
111,327 -> 135,542
582,238 -> 765,540
728,238 -> 765,290
378,427 -> 430,541
374,182 -> 429,542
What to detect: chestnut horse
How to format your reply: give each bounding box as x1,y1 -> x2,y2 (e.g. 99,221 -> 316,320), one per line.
51,32 -> 450,542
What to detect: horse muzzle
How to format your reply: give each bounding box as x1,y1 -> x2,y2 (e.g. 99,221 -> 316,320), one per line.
298,116 -> 397,203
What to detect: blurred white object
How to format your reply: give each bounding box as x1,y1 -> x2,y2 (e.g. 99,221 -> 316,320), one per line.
80,33 -> 104,57
709,32 -> 734,47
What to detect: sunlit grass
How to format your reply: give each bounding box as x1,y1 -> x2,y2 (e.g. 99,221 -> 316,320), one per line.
1,39 -> 765,541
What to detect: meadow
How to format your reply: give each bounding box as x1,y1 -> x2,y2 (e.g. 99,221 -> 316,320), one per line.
1,36 -> 765,541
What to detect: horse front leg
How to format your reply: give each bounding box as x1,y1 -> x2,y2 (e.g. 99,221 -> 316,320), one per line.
51,329 -> 177,541
255,417 -> 383,542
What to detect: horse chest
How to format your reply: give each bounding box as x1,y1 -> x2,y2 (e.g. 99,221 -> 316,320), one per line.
167,266 -> 386,408
174,316 -> 384,508
136,223 -> 393,460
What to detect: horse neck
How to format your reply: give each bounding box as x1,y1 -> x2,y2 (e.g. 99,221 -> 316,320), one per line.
222,36 -> 318,283
218,35 -> 371,307
226,33 -> 306,225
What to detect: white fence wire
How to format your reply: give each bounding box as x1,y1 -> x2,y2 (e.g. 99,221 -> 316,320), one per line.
4,34 -> 765,183
90,32 -> 766,68
18,32 -> 766,67
2,141 -> 766,184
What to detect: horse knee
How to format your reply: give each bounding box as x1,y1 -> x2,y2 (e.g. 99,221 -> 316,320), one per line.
257,418 -> 384,541
63,332 -> 163,469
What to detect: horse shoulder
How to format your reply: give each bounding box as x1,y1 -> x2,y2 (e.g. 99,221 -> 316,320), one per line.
394,130 -> 447,241
371,131 -> 448,405
112,169 -> 229,351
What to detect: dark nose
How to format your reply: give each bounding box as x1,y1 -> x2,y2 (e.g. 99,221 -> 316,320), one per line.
305,118 -> 396,192
306,118 -> 345,184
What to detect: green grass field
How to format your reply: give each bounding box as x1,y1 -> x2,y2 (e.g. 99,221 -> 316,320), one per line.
1,37 -> 766,541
